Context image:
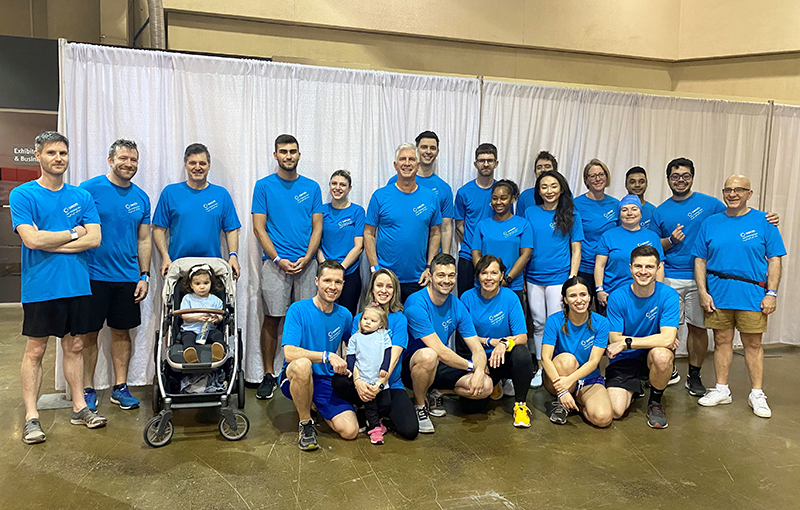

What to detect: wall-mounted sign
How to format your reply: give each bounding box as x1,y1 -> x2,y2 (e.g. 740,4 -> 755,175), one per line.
12,146 -> 38,166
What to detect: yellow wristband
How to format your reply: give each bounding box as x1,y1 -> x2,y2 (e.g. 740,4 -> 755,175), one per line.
503,337 -> 515,351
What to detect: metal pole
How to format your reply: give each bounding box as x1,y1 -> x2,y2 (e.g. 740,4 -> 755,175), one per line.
759,100 -> 775,211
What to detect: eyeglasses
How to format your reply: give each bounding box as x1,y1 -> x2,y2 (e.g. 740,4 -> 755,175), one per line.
722,187 -> 750,194
476,158 -> 496,165
587,173 -> 606,181
669,173 -> 693,182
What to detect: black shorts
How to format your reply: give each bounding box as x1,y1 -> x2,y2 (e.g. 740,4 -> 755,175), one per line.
605,355 -> 649,394
401,353 -> 469,391
86,280 -> 141,331
22,295 -> 93,338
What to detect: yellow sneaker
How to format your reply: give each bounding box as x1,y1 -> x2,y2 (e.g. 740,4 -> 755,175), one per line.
513,402 -> 531,428
491,382 -> 503,400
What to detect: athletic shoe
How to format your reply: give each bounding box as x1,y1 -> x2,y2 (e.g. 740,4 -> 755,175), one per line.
83,387 -> 98,412
549,400 -> 568,425
378,419 -> 388,435
426,388 -> 446,417
490,382 -> 503,401
368,427 -> 385,445
748,393 -> 772,418
502,379 -> 515,397
668,367 -> 681,386
684,375 -> 707,397
298,419 -> 319,450
22,418 -> 46,444
416,406 -> 435,434
70,407 -> 107,429
513,402 -> 531,428
530,368 -> 543,389
256,374 -> 277,400
646,403 -> 668,429
698,388 -> 732,407
110,384 -> 140,410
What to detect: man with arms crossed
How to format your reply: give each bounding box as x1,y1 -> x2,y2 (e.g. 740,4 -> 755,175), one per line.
80,139 -> 152,411
252,134 -> 323,400
694,175 -> 785,418
365,143 -> 442,303
10,131 -> 107,444
279,260 -> 357,450
402,253 -> 492,433
606,246 -> 680,429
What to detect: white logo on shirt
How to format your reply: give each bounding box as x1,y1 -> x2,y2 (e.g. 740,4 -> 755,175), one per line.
740,230 -> 759,242
203,200 -> 218,213
328,326 -> 342,342
441,317 -> 453,332
688,207 -> 704,220
549,222 -> 556,231
125,202 -> 141,214
640,219 -> 651,228
338,218 -> 354,229
413,204 -> 428,216
502,227 -> 518,238
645,306 -> 659,321
295,192 -> 310,204
488,311 -> 505,325
603,210 -> 616,220
637,241 -> 653,247
580,335 -> 595,350
63,202 -> 81,218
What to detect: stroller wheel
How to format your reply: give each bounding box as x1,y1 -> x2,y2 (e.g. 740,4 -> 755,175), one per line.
143,415 -> 174,447
219,410 -> 250,441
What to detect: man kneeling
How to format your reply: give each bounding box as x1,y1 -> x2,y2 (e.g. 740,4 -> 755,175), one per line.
279,260 -> 358,450
606,245 -> 679,429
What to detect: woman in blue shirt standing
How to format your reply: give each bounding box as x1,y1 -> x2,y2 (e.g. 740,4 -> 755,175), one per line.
318,170 -> 365,316
524,170 -> 584,387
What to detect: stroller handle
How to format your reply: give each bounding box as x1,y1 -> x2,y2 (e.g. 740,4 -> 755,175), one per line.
172,308 -> 226,317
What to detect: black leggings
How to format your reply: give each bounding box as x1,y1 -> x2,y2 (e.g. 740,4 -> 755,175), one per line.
457,257 -> 475,297
180,328 -> 224,349
460,343 -> 534,414
337,270 -> 362,317
331,374 -> 419,440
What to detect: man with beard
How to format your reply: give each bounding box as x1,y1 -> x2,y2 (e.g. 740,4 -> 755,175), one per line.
252,134 -> 324,400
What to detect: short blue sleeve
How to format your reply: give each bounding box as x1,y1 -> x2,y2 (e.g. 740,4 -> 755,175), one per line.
405,301 -> 436,340
542,313 -> 560,347
281,303 -> 305,348
660,287 -> 680,329
365,192 -> 380,227
454,299 -> 478,338
607,292 -> 625,333
221,190 -> 242,232
594,316 -> 610,349
454,188 -> 467,221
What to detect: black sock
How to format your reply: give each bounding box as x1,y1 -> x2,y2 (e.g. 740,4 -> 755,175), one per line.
688,364 -> 701,379
649,387 -> 664,405
113,383 -> 125,391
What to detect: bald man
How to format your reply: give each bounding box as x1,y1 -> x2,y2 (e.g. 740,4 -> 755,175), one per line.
692,175 -> 785,418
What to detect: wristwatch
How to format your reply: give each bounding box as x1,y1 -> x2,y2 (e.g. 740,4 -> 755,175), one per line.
499,337 -> 515,351
625,337 -> 633,350
69,228 -> 78,241
378,383 -> 385,391
503,274 -> 513,285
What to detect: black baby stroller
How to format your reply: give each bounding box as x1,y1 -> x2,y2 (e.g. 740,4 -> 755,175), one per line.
144,257 -> 249,447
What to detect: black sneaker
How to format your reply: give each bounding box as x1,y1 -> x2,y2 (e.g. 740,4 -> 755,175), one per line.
685,374 -> 706,397
647,403 -> 668,429
549,400 -> 568,425
256,374 -> 276,400
298,419 -> 319,451
668,367 -> 680,386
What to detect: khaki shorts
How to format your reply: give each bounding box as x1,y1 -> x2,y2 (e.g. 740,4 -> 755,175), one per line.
704,309 -> 768,334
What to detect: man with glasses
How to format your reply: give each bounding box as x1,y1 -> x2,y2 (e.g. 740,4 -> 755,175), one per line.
454,143 -> 498,296
693,175 -> 785,418
517,151 -> 559,217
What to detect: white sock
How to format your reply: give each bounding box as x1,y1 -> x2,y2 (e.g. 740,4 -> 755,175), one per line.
750,388 -> 765,397
414,404 -> 424,409
715,383 -> 730,394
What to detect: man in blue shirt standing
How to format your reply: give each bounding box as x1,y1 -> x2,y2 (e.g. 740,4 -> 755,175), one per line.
10,131 -> 108,444
694,175 -> 786,418
252,134 -> 323,400
278,260 -> 356,450
79,139 -> 152,412
152,143 -> 241,278
365,143 -> 442,303
454,143 -> 497,296
606,245 -> 680,429
624,166 -> 659,233
402,253 -> 492,433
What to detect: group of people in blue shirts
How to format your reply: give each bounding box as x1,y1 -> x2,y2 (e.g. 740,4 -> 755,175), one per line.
11,129 -> 785,450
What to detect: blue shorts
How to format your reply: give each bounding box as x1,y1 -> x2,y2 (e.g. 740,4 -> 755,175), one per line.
578,375 -> 606,390
280,373 -> 355,421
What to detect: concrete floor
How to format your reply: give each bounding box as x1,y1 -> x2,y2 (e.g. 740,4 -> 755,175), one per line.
1,305 -> 799,510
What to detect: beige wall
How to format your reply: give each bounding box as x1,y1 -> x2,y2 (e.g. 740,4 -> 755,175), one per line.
0,0 -> 100,42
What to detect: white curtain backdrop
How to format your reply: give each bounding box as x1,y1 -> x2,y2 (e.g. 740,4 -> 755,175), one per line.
54,42 -> 797,389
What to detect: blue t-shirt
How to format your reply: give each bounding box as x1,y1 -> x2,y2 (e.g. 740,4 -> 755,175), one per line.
320,203 -> 365,275
388,173 -> 454,219
524,206 -> 585,286
692,209 -> 786,311
153,182 -> 241,260
454,179 -> 494,260
282,298 -> 353,378
640,201 -> 658,233
654,192 -> 725,279
574,193 -> 620,274
352,311 -> 408,390
596,226 -> 664,294
516,188 -> 536,218
251,174 -> 323,261
405,289 -> 477,355
179,292 -> 224,334
80,175 -> 151,282
346,330 -> 392,385
542,312 -> 609,380
460,287 -> 526,355
366,184 -> 442,283
10,181 -> 101,303
470,215 -> 533,290
606,282 -> 680,363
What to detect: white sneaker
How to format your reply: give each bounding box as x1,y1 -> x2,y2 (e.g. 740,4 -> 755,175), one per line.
748,393 -> 772,418
416,406 -> 435,433
425,388 -> 446,417
502,379 -> 515,397
530,368 -> 543,389
698,388 -> 732,407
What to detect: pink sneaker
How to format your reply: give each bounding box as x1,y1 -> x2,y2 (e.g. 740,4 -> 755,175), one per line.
378,420 -> 387,435
368,427 -> 384,445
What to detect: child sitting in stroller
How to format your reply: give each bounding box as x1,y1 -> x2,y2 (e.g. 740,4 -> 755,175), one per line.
179,264 -> 226,363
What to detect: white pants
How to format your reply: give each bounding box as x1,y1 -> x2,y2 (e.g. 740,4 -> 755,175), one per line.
526,283 -> 563,360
